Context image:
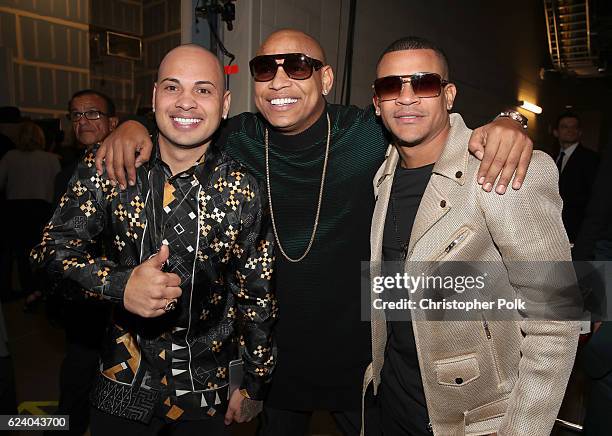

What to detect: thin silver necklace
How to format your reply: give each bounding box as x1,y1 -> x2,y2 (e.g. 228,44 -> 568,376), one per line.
264,112 -> 331,263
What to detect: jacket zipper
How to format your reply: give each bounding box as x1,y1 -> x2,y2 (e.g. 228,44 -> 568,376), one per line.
434,230 -> 469,261
481,313 -> 503,384
482,317 -> 492,339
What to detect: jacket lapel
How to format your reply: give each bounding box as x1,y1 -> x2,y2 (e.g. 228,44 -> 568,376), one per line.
369,144 -> 397,392
371,145 -> 398,265
406,114 -> 472,258
406,179 -> 451,257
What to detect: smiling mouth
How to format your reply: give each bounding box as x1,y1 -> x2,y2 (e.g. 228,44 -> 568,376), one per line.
270,98 -> 298,107
171,116 -> 202,127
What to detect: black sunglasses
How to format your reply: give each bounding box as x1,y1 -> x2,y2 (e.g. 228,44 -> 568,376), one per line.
373,72 -> 448,101
249,53 -> 324,82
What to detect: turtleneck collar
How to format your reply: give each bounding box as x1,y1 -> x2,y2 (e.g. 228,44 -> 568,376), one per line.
266,106 -> 328,152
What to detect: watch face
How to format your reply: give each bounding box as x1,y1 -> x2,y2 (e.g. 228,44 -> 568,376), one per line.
502,111 -> 527,128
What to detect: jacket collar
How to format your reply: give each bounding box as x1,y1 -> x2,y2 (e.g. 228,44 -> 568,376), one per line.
146,134 -> 226,185
372,113 -> 473,260
431,113 -> 472,186
375,113 -> 471,188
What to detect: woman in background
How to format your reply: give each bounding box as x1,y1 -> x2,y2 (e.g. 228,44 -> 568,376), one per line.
0,121 -> 60,310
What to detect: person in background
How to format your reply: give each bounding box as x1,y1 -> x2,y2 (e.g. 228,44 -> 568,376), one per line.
554,111 -> 599,244
572,140 -> 612,436
43,89 -> 119,436
0,108 -> 18,303
0,121 -> 60,310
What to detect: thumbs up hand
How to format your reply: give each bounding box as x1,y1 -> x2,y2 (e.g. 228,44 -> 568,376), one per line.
124,244 -> 182,318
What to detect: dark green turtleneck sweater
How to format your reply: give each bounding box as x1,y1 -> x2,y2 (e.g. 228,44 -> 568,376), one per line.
216,104 -> 388,410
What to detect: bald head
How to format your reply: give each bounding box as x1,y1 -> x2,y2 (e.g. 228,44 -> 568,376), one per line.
259,29 -> 326,64
158,44 -> 225,89
153,43 -> 231,153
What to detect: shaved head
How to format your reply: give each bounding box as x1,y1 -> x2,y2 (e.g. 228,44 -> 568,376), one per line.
252,29 -> 333,135
259,29 -> 326,63
158,44 -> 225,89
153,43 -> 230,153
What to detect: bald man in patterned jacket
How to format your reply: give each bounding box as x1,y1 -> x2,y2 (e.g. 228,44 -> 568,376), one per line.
31,45 -> 276,435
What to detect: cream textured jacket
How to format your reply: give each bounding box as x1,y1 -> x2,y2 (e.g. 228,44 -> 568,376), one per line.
363,114 -> 580,436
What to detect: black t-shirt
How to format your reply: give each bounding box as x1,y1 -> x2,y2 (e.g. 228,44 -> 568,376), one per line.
380,162 -> 433,436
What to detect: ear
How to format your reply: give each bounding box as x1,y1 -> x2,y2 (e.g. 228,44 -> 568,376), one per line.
552,128 -> 559,139
444,83 -> 457,111
320,65 -> 334,96
152,83 -> 157,112
109,117 -> 119,131
222,90 -> 231,119
372,95 -> 381,116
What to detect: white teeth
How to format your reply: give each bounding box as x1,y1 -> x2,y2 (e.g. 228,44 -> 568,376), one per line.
173,117 -> 201,125
399,116 -> 417,118
271,98 -> 298,106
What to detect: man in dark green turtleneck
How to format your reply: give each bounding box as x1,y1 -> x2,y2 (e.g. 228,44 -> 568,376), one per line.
95,30 -> 533,435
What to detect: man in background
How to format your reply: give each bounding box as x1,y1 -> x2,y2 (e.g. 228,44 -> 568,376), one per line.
47,90 -> 118,435
554,111 -> 599,244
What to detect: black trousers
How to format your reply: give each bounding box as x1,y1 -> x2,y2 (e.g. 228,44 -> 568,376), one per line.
257,402 -> 380,436
5,199 -> 52,295
90,407 -> 230,436
48,301 -> 109,435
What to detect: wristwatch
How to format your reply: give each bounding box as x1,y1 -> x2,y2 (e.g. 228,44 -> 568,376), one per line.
496,110 -> 528,129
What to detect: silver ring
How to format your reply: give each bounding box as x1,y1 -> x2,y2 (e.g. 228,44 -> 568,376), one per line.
164,298 -> 177,312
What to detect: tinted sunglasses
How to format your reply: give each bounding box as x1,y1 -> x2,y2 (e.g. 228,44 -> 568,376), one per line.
249,53 -> 324,82
373,72 -> 448,101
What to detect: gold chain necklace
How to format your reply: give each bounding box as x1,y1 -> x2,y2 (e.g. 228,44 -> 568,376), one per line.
264,112 -> 331,262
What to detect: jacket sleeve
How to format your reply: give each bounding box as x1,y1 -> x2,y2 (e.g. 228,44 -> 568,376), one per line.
478,151 -> 580,436
30,150 -> 133,302
226,172 -> 277,400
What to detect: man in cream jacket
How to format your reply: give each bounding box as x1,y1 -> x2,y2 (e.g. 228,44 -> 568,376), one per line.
364,36 -> 580,436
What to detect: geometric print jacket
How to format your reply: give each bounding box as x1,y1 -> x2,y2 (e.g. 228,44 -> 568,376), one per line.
31,140 -> 277,423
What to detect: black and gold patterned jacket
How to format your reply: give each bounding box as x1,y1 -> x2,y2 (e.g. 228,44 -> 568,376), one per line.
31,140 -> 277,423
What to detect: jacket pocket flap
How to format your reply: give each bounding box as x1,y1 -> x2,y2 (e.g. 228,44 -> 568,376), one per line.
464,396 -> 509,426
434,353 -> 480,387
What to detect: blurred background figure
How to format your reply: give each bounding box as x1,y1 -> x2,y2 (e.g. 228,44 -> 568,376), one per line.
0,107 -> 20,303
573,139 -> 612,436
0,107 -> 20,416
554,111 -> 600,245
0,121 -> 60,310
45,89 -> 117,436
55,90 -> 118,200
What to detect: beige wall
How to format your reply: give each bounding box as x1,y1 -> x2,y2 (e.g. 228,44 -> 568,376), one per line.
0,0 -> 183,118
136,0 -> 181,111
90,0 -> 143,114
0,0 -> 90,119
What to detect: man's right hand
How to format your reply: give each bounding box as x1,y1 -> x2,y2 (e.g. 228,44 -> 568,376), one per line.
95,120 -> 153,190
124,244 -> 182,318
